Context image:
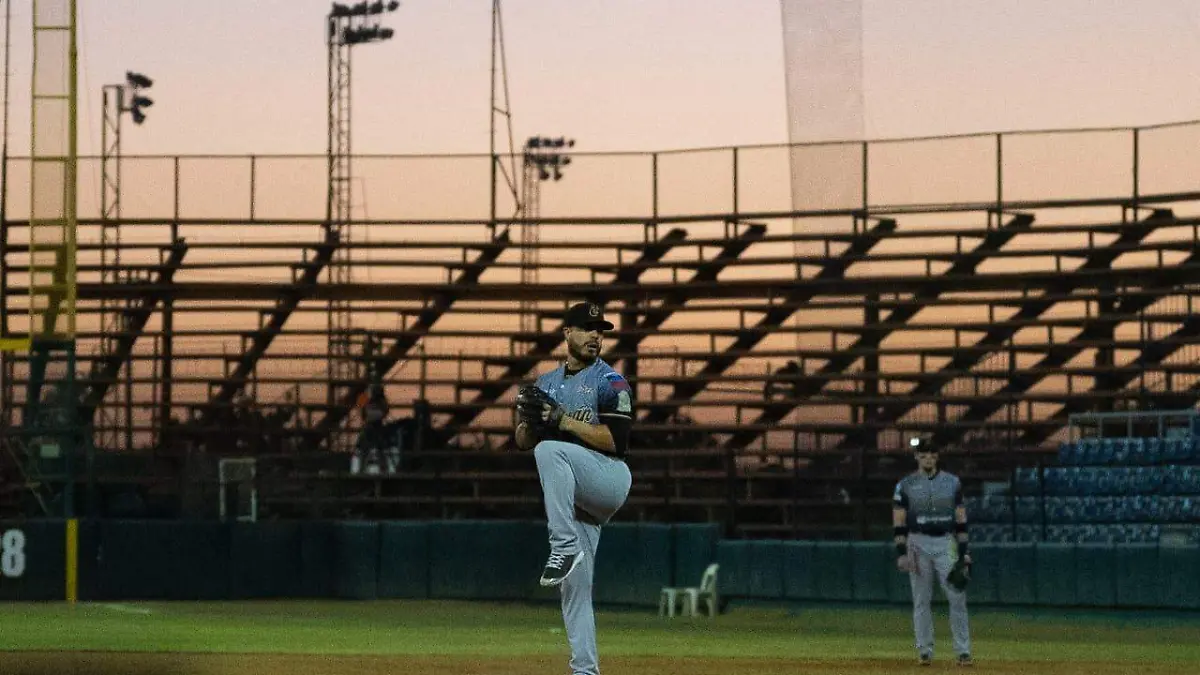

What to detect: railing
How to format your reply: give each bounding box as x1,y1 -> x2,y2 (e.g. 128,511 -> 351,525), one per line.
1,120 -> 1198,224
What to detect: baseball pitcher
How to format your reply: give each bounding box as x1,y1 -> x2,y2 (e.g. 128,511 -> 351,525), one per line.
893,437 -> 974,667
514,301 -> 633,675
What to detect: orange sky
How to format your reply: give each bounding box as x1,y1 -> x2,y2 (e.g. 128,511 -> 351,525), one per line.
2,0 -> 1199,159
4,1 -> 1200,450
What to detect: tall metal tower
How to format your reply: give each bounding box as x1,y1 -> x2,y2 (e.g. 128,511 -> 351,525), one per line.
1,0 -> 15,424
324,1 -> 399,451
98,71 -> 152,450
22,0 -> 80,518
490,0 -> 520,222
518,137 -> 573,333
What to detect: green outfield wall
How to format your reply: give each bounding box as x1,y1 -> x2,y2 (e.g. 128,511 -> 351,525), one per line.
0,519 -> 1196,610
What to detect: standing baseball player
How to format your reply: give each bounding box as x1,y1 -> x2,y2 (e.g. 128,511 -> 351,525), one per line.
514,301 -> 634,675
893,437 -> 974,667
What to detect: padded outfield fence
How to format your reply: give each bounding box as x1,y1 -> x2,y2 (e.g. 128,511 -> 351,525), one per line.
2,518 -> 1199,611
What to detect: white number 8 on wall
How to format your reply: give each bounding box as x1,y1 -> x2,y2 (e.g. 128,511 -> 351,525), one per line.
1,529 -> 26,578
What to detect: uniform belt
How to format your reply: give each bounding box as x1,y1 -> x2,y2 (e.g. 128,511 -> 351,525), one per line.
569,438 -> 625,461
915,527 -> 950,537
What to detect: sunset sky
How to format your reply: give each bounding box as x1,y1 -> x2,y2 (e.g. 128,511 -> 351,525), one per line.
3,0 -> 1199,159
4,1 -> 1199,449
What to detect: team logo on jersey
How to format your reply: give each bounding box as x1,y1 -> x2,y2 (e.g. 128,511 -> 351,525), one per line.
617,390 -> 632,413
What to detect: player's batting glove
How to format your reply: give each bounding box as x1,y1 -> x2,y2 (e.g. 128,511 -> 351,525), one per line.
516,385 -> 564,432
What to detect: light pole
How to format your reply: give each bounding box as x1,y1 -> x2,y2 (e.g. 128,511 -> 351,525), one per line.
325,1 -> 400,452
518,136 -> 574,334
99,71 -> 153,454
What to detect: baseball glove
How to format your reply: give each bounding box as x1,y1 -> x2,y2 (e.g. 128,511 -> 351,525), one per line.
947,557 -> 971,592
516,385 -> 564,433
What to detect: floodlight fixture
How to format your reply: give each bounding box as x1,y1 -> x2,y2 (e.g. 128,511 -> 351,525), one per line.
125,71 -> 153,89
130,95 -> 153,125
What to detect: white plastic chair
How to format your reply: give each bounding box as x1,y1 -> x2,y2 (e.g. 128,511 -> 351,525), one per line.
659,563 -> 719,618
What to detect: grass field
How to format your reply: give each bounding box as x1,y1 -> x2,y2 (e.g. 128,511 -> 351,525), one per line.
1,599 -> 1197,674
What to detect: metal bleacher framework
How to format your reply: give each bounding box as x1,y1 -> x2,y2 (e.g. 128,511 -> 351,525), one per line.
2,120 -> 1200,538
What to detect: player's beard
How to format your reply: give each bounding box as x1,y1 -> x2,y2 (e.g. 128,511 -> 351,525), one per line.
567,339 -> 598,365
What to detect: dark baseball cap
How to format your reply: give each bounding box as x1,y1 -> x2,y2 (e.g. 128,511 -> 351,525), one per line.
563,302 -> 614,330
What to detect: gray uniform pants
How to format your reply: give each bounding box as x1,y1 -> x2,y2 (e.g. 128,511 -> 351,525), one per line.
908,533 -> 971,657
534,440 -> 632,675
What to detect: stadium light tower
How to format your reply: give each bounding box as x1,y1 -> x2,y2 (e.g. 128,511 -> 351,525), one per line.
99,70 -> 154,452
325,0 -> 400,451
518,136 -> 575,333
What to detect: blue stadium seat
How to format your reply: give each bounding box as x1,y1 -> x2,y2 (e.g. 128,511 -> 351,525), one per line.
1110,467 -> 1133,496
1182,467 -> 1200,496
1014,468 -> 1041,496
1016,496 -> 1043,523
1045,525 -> 1072,543
1015,525 -> 1041,542
1126,496 -> 1153,522
988,496 -> 1013,522
1092,497 -> 1118,523
1073,440 -> 1091,466
1161,466 -> 1195,496
1130,524 -> 1161,543
1058,441 -> 1076,466
1161,438 -> 1183,464
1160,497 -> 1185,523
1143,437 -> 1159,464
1044,497 -> 1067,524
1140,437 -> 1162,465
1104,438 -> 1123,465
1181,497 -> 1200,523
1042,468 -> 1067,496
1117,438 -> 1136,465
1129,467 -> 1164,495
972,524 -> 1014,543
1075,525 -> 1109,544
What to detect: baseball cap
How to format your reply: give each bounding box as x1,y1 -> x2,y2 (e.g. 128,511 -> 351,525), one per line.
563,302 -> 614,330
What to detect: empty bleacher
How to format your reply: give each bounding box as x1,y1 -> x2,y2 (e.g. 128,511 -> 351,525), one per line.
969,411 -> 1200,546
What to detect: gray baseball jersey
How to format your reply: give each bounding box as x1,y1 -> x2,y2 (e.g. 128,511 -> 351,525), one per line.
894,470 -> 972,658
893,470 -> 964,536
534,358 -> 633,456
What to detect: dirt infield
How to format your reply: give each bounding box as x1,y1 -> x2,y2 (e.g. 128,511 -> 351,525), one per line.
0,652 -> 1189,675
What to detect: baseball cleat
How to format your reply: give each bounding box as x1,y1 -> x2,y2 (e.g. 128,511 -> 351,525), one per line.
956,653 -> 974,667
540,551 -> 583,587
918,652 -> 933,666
